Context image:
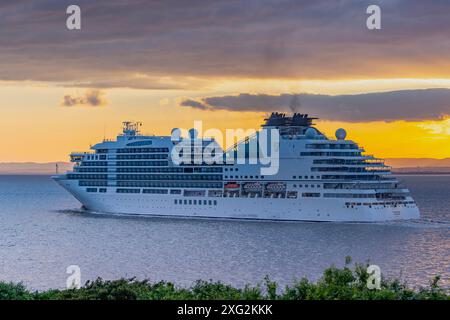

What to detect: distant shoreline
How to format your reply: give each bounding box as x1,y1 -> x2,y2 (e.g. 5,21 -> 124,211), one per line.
393,172 -> 450,175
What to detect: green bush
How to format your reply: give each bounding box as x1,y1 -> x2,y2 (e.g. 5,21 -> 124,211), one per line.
2,259 -> 448,300
0,282 -> 34,300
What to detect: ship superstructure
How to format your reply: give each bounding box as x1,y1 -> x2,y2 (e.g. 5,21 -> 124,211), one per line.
54,113 -> 420,221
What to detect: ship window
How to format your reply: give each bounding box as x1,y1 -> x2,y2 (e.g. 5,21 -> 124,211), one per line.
302,192 -> 320,198
293,176 -> 296,179
193,200 -> 197,205
214,200 -> 217,205
116,188 -> 140,193
174,199 -> 177,204
208,200 -> 212,205
203,200 -> 207,205
99,188 -> 107,193
293,184 -> 297,188
188,200 -> 192,205
86,188 -> 97,192
184,200 -> 187,205
143,189 -> 168,194
287,191 -> 298,199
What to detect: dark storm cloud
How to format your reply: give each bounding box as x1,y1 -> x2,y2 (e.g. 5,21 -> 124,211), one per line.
180,89 -> 450,122
0,0 -> 449,89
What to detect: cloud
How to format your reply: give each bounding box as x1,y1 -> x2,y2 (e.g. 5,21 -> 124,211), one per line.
418,119 -> 450,135
179,89 -> 450,122
179,99 -> 208,110
61,89 -> 107,107
0,1 -> 450,89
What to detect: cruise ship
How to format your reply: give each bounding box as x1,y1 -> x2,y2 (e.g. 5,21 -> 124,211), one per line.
54,113 -> 420,222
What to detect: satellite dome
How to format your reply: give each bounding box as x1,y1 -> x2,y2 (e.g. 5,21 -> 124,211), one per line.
335,128 -> 347,140
171,128 -> 181,141
305,128 -> 317,139
188,128 -> 198,139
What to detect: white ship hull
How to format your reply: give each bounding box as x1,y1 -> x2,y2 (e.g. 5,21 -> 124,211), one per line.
56,180 -> 420,222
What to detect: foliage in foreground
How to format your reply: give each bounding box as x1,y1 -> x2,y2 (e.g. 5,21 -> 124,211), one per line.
1,258 -> 448,300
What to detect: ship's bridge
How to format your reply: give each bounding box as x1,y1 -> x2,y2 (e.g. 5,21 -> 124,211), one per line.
70,151 -> 94,162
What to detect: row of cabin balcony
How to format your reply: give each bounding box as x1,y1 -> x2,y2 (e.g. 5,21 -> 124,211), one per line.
320,175 -> 395,181
308,154 -> 377,160
312,165 -> 389,170
311,162 -> 387,167
311,167 -> 391,173
312,158 -> 385,165
305,143 -> 361,150
300,151 -> 363,157
323,182 -> 402,190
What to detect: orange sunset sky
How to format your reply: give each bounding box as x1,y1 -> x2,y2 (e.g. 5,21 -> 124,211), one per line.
0,1 -> 449,162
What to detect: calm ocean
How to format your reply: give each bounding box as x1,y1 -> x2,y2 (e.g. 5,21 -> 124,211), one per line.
0,175 -> 448,290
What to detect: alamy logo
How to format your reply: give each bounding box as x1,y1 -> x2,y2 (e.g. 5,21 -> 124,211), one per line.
66,5 -> 81,30
66,265 -> 81,289
64,5 -> 380,31
170,121 -> 280,175
367,265 -> 381,290
366,5 -> 381,30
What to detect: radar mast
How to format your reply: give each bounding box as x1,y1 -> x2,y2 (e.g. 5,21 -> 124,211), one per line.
122,121 -> 142,136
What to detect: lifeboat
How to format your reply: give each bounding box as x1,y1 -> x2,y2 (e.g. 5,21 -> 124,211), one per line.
265,182 -> 286,192
224,182 -> 240,191
243,182 -> 262,192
